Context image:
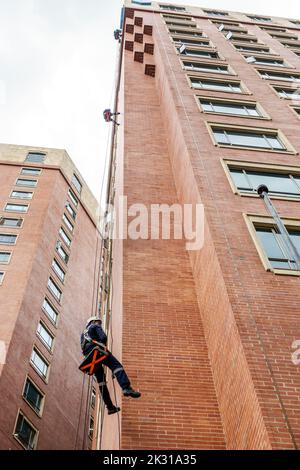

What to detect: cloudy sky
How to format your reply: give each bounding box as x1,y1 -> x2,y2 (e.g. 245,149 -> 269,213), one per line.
0,0 -> 300,201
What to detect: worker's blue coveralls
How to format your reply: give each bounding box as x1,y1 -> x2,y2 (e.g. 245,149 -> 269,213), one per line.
81,323 -> 130,409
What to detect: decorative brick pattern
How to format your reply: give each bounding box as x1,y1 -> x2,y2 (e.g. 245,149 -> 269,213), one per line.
134,33 -> 144,44
126,23 -> 134,34
134,51 -> 144,63
144,43 -> 154,54
134,17 -> 143,27
125,40 -> 134,52
145,63 -> 156,76
144,24 -> 153,36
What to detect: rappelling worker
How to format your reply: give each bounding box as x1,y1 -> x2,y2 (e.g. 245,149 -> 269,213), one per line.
81,316 -> 141,415
103,108 -> 120,125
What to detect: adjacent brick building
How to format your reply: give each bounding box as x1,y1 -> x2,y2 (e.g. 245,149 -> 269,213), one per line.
99,1 -> 300,450
0,144 -> 101,450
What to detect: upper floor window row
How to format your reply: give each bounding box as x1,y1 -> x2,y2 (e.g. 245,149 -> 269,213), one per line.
190,77 -> 243,93
211,125 -> 289,152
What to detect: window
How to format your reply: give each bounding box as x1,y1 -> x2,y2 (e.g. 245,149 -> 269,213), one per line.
59,227 -> 71,247
68,189 -> 78,207
0,218 -> 22,228
66,203 -> 76,220
30,348 -> 49,379
275,87 -> 300,99
16,178 -> 37,187
290,20 -> 300,27
10,190 -> 33,200
281,41 -> 300,49
0,252 -> 11,264
0,234 -> 17,245
231,35 -> 258,43
259,70 -> 300,82
160,5 -> 186,11
14,412 -> 38,450
204,10 -> 228,17
72,174 -> 82,194
248,16 -> 272,22
21,168 -> 41,176
132,0 -> 152,4
52,258 -> 65,282
190,77 -> 242,93
47,277 -> 62,302
56,242 -> 69,264
91,388 -> 96,408
235,45 -> 270,53
247,57 -> 285,67
256,225 -> 300,270
169,28 -> 203,37
199,99 -> 263,117
183,61 -> 230,74
62,214 -> 74,233
291,106 -> 300,117
42,298 -> 59,325
173,37 -> 210,47
88,416 -> 94,439
166,21 -> 196,28
25,152 -> 46,163
5,203 -> 28,213
37,322 -> 54,351
179,47 -> 220,59
0,272 -> 4,285
228,165 -> 300,198
270,33 -> 298,40
211,126 -> 287,151
23,378 -> 44,414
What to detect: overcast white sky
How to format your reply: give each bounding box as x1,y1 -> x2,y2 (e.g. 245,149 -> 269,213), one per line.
1,0 -> 300,200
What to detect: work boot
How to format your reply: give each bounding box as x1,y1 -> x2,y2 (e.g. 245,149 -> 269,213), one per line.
123,387 -> 141,398
107,406 -> 120,415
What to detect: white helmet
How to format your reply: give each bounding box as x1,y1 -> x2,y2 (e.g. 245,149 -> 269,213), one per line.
85,316 -> 101,327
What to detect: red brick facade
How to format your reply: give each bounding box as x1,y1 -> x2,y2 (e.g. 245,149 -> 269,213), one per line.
101,3 -> 300,450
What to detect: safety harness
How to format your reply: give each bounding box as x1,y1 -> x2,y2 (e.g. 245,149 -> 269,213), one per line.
79,329 -> 109,376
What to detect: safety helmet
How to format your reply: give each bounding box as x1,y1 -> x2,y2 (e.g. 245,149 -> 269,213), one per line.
85,316 -> 101,327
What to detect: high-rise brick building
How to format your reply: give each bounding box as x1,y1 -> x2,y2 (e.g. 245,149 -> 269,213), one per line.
98,1 -> 300,450
0,143 -> 101,450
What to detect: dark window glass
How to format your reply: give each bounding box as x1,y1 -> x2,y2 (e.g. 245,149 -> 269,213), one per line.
15,413 -> 37,449
213,129 -> 286,150
23,379 -> 43,413
256,226 -> 300,269
230,169 -> 300,196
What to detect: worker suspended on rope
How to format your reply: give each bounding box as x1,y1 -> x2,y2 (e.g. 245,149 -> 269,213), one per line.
80,317 -> 141,415
103,108 -> 120,126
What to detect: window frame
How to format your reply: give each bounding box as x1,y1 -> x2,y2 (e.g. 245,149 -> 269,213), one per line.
222,159 -> 300,201
47,277 -> 62,303
55,241 -> 70,265
177,45 -> 223,60
13,410 -> 39,450
244,214 -> 300,276
207,122 -> 296,154
10,190 -> 33,200
25,152 -> 46,163
159,4 -> 186,12
0,251 -> 12,265
196,95 -> 269,119
51,257 -> 66,283
42,297 -> 59,327
36,321 -> 55,352
30,347 -> 50,381
0,271 -> 5,285
181,58 -> 236,75
68,189 -> 78,207
168,27 -> 204,37
21,168 -> 42,176
0,217 -> 23,228
0,233 -> 18,245
271,84 -> 300,100
72,174 -> 82,195
62,213 -> 74,233
22,376 -> 45,417
234,43 -> 271,54
5,203 -> 29,213
187,74 -> 251,94
289,105 -> 300,119
171,35 -> 212,48
15,178 -> 38,188
59,226 -> 72,247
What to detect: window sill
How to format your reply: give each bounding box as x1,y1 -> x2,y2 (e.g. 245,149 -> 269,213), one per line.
200,110 -> 271,120
239,192 -> 300,202
271,268 -> 300,276
214,143 -> 297,155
